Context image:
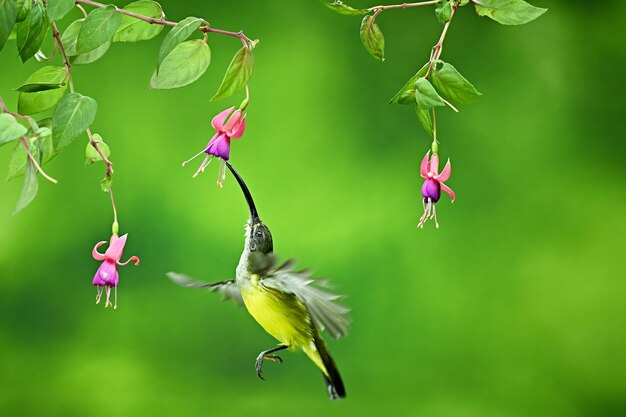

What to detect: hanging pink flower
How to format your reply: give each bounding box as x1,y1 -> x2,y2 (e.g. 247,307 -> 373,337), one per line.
183,107 -> 247,187
418,151 -> 455,228
92,233 -> 140,309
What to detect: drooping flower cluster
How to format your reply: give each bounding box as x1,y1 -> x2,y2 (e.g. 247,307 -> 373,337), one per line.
183,107 -> 247,187
418,151 -> 455,228
92,233 -> 140,309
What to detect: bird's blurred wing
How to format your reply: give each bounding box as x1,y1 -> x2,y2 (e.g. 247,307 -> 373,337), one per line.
166,272 -> 244,307
262,259 -> 351,339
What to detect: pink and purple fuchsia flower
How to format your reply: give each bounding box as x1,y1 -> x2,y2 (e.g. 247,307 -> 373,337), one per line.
92,233 -> 140,309
418,151 -> 455,229
183,107 -> 247,187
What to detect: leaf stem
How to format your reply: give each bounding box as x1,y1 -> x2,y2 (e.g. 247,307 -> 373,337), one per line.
86,128 -> 113,176
368,1 -> 440,12
75,0 -> 255,45
20,137 -> 58,184
51,22 -> 75,93
425,2 -> 458,78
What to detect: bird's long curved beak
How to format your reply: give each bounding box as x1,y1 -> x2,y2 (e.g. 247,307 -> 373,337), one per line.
225,161 -> 260,223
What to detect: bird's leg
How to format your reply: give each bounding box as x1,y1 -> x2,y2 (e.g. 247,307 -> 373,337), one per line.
255,345 -> 288,380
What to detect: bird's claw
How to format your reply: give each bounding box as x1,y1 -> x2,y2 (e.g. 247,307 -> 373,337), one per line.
255,352 -> 283,380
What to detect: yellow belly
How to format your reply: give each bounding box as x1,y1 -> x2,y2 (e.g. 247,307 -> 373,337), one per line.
240,280 -> 313,349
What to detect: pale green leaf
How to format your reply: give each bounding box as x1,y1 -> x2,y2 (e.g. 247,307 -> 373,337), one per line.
158,16 -> 202,72
15,65 -> 66,92
0,113 -> 27,147
321,0 -> 368,16
211,46 -> 254,101
149,39 -> 211,89
46,0 -> 75,22
416,105 -> 434,137
17,66 -> 68,114
52,93 -> 97,150
388,63 -> 429,104
101,174 -> 112,192
415,78 -> 445,109
76,5 -> 121,54
113,0 -> 164,42
431,61 -> 482,106
435,0 -> 453,23
474,0 -> 547,25
360,15 -> 385,61
72,40 -> 110,65
14,158 -> 38,214
84,133 -> 111,165
60,18 -> 83,56
7,138 -> 33,181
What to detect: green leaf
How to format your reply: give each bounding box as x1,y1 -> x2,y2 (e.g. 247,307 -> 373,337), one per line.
101,173 -> 112,192
149,39 -> 211,89
321,0 -> 368,16
17,66 -> 68,114
72,40 -> 110,65
414,78 -> 445,109
16,82 -> 63,92
60,18 -> 83,55
14,158 -> 39,214
16,1 -> 47,62
435,0 -> 453,23
15,0 -> 30,22
416,106 -> 434,137
388,63 -> 429,105
0,113 -> 27,147
85,134 -> 111,165
113,0 -> 164,42
158,16 -> 202,72
16,65 -> 66,92
76,5 -> 121,54
211,46 -> 254,101
459,0 -> 471,5
46,0 -> 75,22
0,0 -> 17,51
360,15 -> 385,61
7,138 -> 33,181
474,0 -> 547,25
430,61 -> 482,106
52,93 -> 97,150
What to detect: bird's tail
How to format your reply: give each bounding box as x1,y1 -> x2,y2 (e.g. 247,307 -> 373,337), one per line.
304,332 -> 346,400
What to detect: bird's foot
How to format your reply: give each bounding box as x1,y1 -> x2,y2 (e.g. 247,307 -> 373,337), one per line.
255,351 -> 284,380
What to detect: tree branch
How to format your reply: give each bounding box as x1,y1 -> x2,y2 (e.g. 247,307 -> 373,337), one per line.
76,0 -> 254,46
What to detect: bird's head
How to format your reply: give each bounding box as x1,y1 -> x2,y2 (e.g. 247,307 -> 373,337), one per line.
246,219 -> 273,254
226,161 -> 274,254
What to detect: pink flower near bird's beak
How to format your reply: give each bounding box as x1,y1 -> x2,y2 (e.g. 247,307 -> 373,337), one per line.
418,151 -> 455,229
92,233 -> 140,309
182,107 -> 247,187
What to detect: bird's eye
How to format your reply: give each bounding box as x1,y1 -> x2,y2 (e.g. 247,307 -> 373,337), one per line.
255,231 -> 262,238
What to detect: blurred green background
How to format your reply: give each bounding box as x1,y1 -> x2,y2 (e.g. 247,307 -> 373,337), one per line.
1,1 -> 625,416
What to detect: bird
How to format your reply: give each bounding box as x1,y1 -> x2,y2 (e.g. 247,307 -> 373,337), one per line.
167,161 -> 350,400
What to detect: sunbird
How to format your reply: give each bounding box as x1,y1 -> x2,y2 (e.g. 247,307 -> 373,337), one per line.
168,162 -> 350,400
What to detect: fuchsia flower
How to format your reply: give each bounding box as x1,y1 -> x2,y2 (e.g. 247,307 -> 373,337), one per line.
183,107 -> 247,187
418,151 -> 455,229
92,233 -> 140,309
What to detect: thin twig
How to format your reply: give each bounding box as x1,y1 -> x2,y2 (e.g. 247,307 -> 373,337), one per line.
425,5 -> 457,78
51,22 -> 74,93
76,0 -> 254,46
20,137 -> 59,184
368,1 -> 440,12
86,128 -> 114,176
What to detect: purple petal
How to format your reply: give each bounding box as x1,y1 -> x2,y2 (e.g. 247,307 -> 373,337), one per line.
421,178 -> 441,202
93,260 -> 119,287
